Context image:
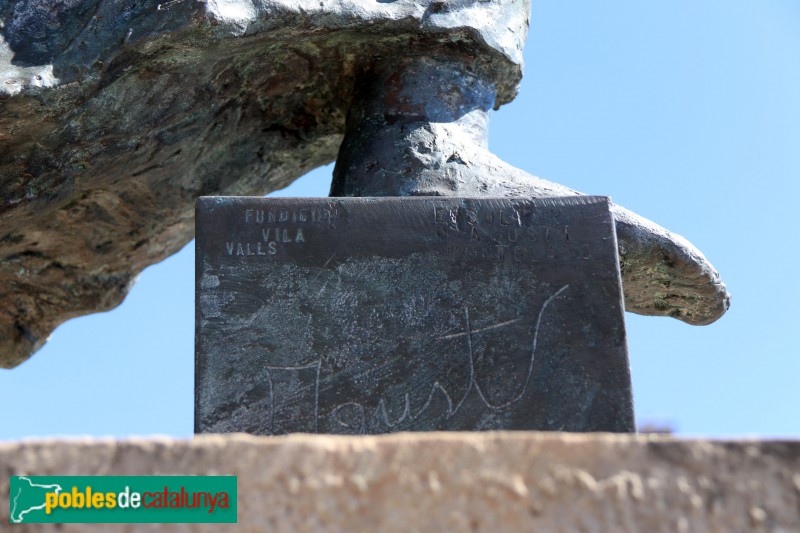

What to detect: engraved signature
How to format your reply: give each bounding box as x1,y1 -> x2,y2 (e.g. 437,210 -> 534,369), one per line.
262,284 -> 569,434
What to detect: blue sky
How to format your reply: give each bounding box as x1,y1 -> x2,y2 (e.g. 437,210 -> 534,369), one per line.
2,0 -> 799,439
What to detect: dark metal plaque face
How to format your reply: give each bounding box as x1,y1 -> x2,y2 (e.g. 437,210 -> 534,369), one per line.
195,196 -> 633,434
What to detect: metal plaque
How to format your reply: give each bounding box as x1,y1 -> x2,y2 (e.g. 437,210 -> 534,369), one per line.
195,196 -> 634,434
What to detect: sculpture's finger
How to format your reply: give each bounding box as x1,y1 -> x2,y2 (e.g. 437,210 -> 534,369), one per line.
611,205 -> 730,325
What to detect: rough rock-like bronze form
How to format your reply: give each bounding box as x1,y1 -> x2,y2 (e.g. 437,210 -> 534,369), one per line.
0,0 -> 727,367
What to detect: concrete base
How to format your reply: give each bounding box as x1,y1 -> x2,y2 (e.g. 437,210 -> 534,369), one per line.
2,432 -> 798,532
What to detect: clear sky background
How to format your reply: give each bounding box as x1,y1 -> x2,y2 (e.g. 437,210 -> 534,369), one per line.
2,0 -> 799,440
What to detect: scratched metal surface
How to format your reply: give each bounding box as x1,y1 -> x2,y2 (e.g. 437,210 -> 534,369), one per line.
195,196 -> 634,434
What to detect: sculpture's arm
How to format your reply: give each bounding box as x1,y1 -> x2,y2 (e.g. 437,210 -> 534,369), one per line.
330,55 -> 730,325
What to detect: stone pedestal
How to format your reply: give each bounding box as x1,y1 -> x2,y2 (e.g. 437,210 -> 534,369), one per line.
2,433 -> 798,532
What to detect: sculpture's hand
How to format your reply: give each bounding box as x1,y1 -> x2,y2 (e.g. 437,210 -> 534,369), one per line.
330,56 -> 730,325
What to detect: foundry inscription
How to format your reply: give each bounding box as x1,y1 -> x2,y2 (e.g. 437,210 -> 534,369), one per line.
224,206 -> 337,257
196,196 -> 634,434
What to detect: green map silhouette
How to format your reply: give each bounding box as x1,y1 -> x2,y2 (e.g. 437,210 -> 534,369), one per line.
10,477 -> 62,523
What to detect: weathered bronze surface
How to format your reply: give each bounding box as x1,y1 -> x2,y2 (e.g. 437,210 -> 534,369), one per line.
196,196 -> 633,434
1,1 -> 728,368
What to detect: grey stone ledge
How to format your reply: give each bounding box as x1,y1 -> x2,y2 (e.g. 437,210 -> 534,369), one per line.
1,432 -> 798,532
